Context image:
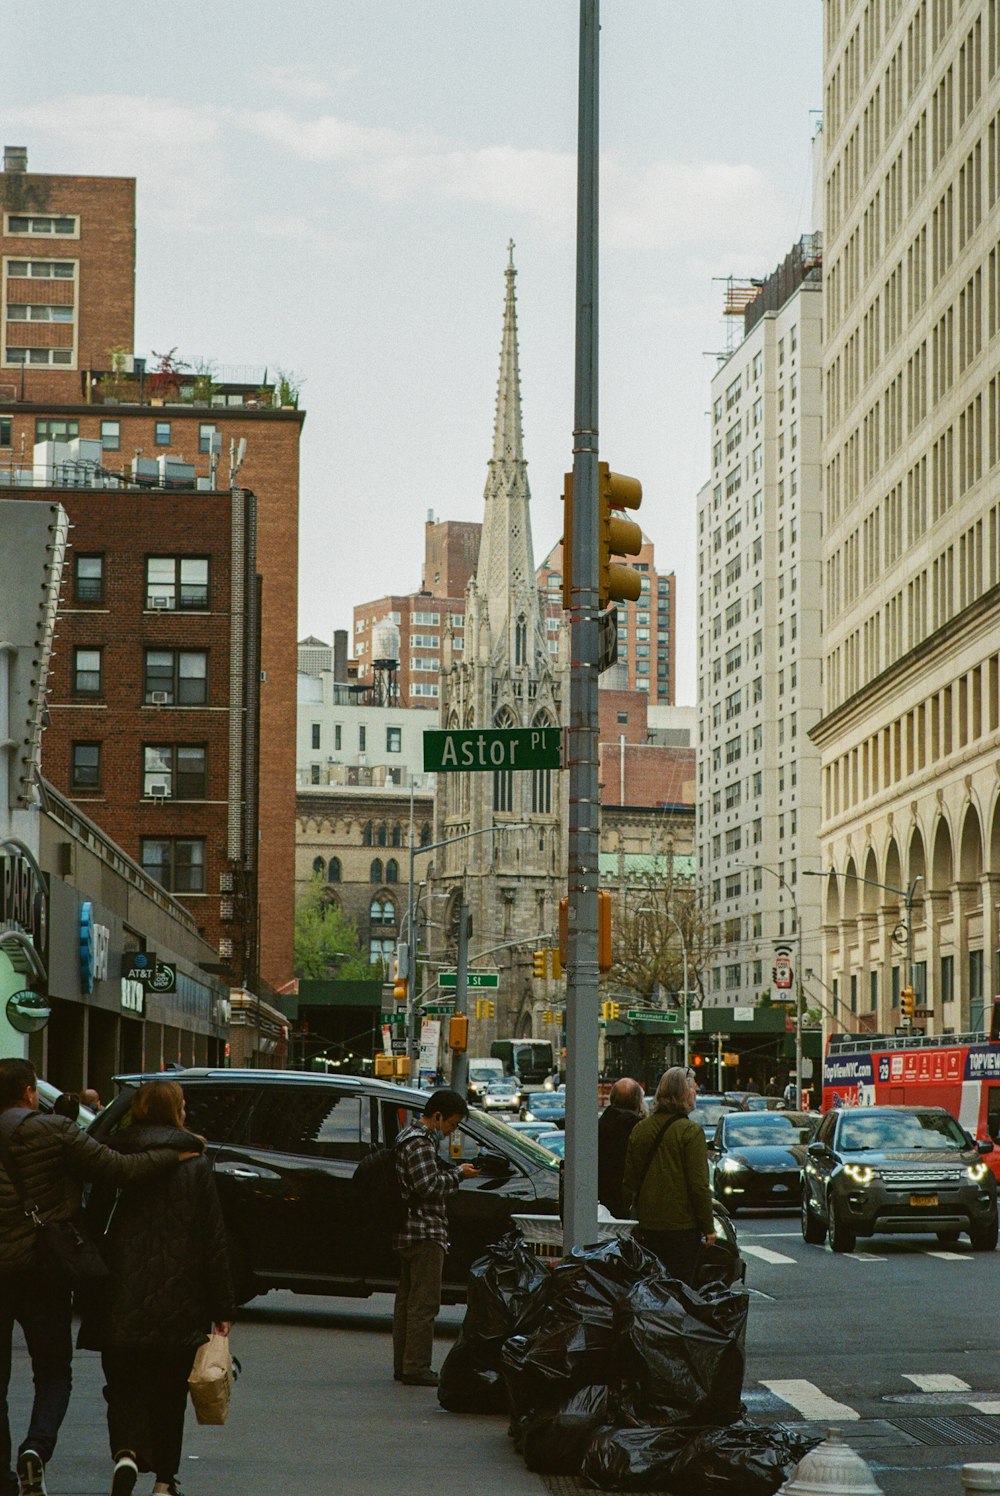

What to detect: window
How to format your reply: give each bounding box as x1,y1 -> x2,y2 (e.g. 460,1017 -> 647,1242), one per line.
386,727 -> 402,753
155,421 -> 171,446
327,857 -> 341,883
35,419 -> 78,443
73,648 -> 102,695
334,726 -> 342,752
6,214 -> 77,236
385,859 -> 399,884
71,742 -> 100,789
359,726 -> 367,752
411,611 -> 440,625
310,764 -> 321,785
73,555 -> 103,603
143,650 -> 207,705
369,858 -> 383,884
246,1089 -> 369,1162
5,303 -> 73,322
7,259 -> 74,278
312,856 -> 326,878
141,837 -> 205,893
370,897 -> 395,925
410,634 -> 440,649
145,557 -> 209,611
6,347 -> 72,366
100,420 -> 120,452
0,416 -> 10,447
311,723 -> 321,750
198,423 -> 218,455
142,745 -> 207,799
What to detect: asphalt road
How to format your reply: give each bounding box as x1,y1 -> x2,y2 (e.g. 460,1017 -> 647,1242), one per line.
7,1215 -> 1000,1495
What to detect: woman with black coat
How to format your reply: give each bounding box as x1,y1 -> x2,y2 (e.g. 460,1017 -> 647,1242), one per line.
83,1080 -> 234,1496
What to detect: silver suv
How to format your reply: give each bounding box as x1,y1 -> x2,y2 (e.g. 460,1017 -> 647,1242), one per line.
801,1104 -> 998,1254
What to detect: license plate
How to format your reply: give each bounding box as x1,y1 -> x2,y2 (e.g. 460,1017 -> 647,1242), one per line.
910,1193 -> 938,1207
771,1183 -> 790,1192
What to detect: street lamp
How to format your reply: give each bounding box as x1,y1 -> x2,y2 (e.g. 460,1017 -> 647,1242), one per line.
803,868 -> 923,1020
742,862 -> 803,1109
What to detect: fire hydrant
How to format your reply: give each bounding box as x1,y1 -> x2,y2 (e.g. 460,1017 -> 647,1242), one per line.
778,1428 -> 883,1495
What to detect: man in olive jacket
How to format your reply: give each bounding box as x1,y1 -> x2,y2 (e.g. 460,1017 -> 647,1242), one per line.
623,1066 -> 717,1286
0,1059 -> 190,1496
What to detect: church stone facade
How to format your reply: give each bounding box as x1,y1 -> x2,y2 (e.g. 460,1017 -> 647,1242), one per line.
430,248 -> 568,1049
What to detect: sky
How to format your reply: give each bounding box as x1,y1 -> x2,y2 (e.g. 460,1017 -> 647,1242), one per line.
7,1 -> 822,704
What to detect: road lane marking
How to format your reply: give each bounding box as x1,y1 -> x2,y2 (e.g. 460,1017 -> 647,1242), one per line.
969,1401 -> 1000,1414
846,1250 -> 887,1260
742,1245 -> 798,1265
903,1374 -> 971,1391
923,1251 -> 973,1261
761,1379 -> 860,1421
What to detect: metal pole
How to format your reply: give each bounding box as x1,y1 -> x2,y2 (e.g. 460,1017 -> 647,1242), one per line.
682,940 -> 690,1069
451,902 -> 471,1097
796,904 -> 804,1110
564,0 -> 600,1251
406,785 -> 418,1073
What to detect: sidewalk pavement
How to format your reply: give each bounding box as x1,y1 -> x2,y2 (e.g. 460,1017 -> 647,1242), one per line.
5,1293 -> 546,1496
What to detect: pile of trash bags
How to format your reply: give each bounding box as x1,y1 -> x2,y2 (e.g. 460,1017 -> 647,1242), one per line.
439,1234 -> 817,1493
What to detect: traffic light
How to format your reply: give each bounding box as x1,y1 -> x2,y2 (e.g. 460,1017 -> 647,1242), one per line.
542,1008 -> 555,1024
598,889 -> 612,972
392,958 -> 408,1004
600,1000 -> 612,1021
598,462 -> 643,610
560,471 -> 574,610
559,896 -> 568,967
900,986 -> 915,1020
448,1014 -> 469,1052
532,949 -> 548,980
608,1001 -> 620,1021
475,998 -> 496,1020
550,946 -> 562,980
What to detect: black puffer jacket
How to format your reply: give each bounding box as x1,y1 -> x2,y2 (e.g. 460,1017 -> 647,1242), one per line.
83,1124 -> 234,1349
597,1104 -> 644,1218
0,1107 -> 181,1275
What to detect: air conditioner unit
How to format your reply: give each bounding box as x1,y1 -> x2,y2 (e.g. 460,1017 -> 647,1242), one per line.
151,596 -> 170,610
148,782 -> 168,801
150,691 -> 169,705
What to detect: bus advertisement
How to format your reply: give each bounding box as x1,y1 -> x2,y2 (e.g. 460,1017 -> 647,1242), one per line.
822,1029 -> 1000,1180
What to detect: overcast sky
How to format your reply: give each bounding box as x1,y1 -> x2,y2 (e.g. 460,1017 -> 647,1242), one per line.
8,1 -> 822,703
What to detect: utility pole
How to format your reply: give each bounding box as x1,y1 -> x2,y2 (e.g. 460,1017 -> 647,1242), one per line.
451,902 -> 471,1098
564,0 -> 601,1252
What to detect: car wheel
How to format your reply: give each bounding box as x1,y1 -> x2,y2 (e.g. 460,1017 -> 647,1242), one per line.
936,1229 -> 961,1245
970,1216 -> 999,1252
801,1188 -> 827,1245
828,1196 -> 856,1254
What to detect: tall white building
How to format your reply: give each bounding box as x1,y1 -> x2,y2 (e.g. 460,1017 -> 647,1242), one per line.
696,241 -> 824,1007
812,0 -> 1000,1036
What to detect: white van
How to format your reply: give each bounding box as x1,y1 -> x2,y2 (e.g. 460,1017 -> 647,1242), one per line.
467,1057 -> 504,1104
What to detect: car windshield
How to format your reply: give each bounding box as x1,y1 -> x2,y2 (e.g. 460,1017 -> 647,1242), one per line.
530,1095 -> 563,1110
470,1110 -> 560,1171
696,1101 -> 736,1126
838,1111 -> 969,1152
724,1115 -> 807,1147
489,1081 -> 517,1093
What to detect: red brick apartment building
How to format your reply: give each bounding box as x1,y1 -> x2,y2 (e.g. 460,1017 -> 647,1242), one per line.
0,146 -> 303,989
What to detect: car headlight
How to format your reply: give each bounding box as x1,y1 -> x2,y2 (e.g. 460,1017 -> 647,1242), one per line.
843,1164 -> 875,1185
720,1156 -> 746,1173
966,1161 -> 990,1183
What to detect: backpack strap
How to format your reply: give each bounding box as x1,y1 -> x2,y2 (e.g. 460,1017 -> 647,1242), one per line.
633,1111 -> 684,1213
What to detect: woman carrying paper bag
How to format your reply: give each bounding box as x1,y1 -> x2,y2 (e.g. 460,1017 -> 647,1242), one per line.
81,1080 -> 234,1496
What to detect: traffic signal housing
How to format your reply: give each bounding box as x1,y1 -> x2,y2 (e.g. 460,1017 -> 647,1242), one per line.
448,1014 -> 469,1052
560,471 -> 574,610
900,986 -> 915,1020
532,949 -> 548,981
392,960 -> 408,1004
475,998 -> 496,1020
600,999 -> 621,1022
598,889 -> 612,972
598,462 -> 643,610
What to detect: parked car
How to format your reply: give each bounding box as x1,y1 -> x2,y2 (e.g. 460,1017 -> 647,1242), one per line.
801,1104 -> 998,1254
36,1080 -> 95,1130
709,1111 -> 818,1214
90,1069 -> 561,1304
521,1092 -> 566,1128
693,1095 -> 741,1140
482,1079 -> 522,1112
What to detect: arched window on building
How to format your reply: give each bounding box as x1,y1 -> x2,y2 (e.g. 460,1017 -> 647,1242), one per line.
370,935 -> 395,968
391,823 -> 403,848
493,708 -> 516,813
327,857 -> 341,883
531,768 -> 552,814
369,897 -> 396,926
369,858 -> 383,884
377,822 -> 388,847
420,822 -> 431,847
362,821 -> 373,847
312,856 -> 326,878
385,859 -> 399,884
515,613 -> 527,666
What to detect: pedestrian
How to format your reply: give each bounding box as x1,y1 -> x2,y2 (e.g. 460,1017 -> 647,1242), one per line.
746,1077 -> 760,1095
783,1076 -> 798,1106
81,1078 -> 234,1496
623,1066 -> 717,1286
392,1090 -> 480,1387
597,1078 -> 646,1219
765,1075 -> 779,1098
51,1094 -> 80,1124
0,1058 -> 193,1496
80,1089 -> 103,1113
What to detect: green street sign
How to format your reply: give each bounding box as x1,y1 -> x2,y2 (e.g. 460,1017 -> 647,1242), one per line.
422,1002 -> 456,1017
379,1012 -> 406,1028
439,972 -> 499,989
423,727 -> 561,773
625,1008 -> 681,1025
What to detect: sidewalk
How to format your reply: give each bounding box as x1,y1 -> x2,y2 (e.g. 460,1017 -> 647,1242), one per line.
5,1293 -> 546,1496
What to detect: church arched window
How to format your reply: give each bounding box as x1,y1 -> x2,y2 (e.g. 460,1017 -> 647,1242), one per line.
385,859 -> 399,884
377,822 -> 388,847
420,822 -> 431,847
531,768 -> 552,814
312,856 -> 326,878
362,821 -> 373,847
328,857 -> 341,883
515,614 -> 527,666
391,823 -> 402,848
493,707 -> 516,813
369,858 -> 383,884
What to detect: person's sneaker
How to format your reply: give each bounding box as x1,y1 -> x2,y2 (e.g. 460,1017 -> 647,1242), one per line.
401,1369 -> 439,1386
110,1454 -> 138,1496
15,1451 -> 46,1496
152,1481 -> 181,1495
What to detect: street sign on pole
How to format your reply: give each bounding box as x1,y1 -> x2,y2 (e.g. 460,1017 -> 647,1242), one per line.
439,971 -> 499,989
422,1001 -> 456,1017
423,727 -> 561,773
625,1008 -> 681,1025
597,606 -> 618,674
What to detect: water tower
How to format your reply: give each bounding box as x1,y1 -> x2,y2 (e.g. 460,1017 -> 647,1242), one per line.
369,617 -> 402,705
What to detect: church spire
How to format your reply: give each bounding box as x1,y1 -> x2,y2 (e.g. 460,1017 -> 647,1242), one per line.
476,242 -> 540,654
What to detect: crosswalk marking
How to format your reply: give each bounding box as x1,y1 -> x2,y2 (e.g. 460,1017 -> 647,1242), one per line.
903,1373 -> 971,1391
845,1249 -> 887,1260
923,1250 -> 973,1261
969,1401 -> 1000,1415
742,1244 -> 798,1265
761,1379 -> 860,1420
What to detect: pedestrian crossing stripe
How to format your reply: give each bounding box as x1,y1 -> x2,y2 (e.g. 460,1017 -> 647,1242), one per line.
903,1374 -> 971,1391
756,1374 -> 1000,1422
760,1379 -> 860,1421
741,1244 -> 797,1265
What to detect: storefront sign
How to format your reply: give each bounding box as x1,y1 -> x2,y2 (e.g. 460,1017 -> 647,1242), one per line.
121,951 -> 158,985
0,850 -> 48,966
78,901 -> 111,994
120,979 -> 146,1017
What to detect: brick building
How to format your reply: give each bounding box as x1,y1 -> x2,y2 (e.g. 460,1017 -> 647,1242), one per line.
0,146 -> 303,990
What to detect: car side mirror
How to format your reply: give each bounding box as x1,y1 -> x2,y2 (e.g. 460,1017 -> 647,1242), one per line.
475,1151 -> 513,1178
978,1139 -> 995,1156
807,1140 -> 827,1159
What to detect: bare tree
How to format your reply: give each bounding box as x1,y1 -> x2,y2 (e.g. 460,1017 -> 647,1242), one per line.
607,874 -> 716,1007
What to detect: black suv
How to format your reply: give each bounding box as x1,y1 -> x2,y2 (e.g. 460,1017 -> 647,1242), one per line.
801,1104 -> 998,1254
92,1069 -> 561,1304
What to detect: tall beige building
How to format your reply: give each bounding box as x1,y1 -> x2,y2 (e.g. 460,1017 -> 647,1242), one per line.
813,0 -> 1000,1035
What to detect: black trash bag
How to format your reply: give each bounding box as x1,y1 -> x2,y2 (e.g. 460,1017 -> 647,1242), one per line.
464,1233 -> 551,1363
612,1274 -> 749,1427
519,1384 -> 616,1476
582,1421 -> 818,1494
437,1333 -> 508,1414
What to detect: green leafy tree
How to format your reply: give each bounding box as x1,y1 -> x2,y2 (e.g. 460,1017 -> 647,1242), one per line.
294,876 -> 374,980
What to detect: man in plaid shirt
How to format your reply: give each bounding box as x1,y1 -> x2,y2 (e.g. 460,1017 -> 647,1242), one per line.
392,1090 -> 480,1386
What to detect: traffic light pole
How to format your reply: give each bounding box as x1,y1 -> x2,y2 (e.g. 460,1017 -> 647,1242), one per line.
564,0 -> 601,1253
450,902 -> 471,1098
